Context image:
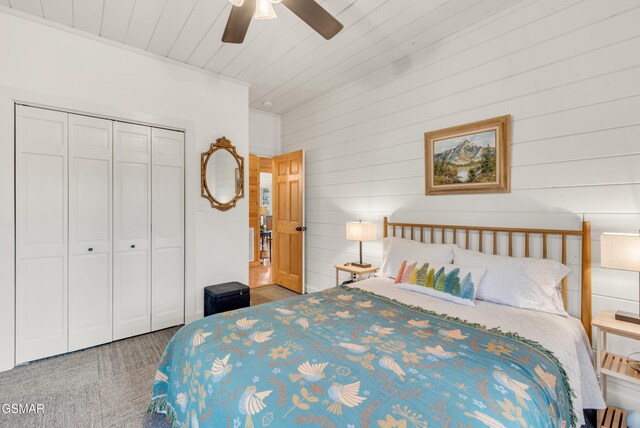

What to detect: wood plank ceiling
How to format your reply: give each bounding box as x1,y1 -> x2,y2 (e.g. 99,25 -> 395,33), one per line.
1,0 -> 520,114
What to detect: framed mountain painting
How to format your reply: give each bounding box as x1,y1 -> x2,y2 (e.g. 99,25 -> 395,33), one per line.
425,115 -> 511,195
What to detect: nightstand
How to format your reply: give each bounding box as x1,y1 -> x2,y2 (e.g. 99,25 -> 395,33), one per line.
592,311 -> 640,427
335,264 -> 378,287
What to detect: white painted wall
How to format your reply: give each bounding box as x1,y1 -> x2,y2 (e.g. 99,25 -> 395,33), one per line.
282,0 -> 640,412
249,109 -> 281,157
0,10 -> 249,371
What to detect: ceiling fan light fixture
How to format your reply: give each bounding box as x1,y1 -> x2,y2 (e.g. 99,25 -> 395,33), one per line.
222,0 -> 343,44
254,0 -> 277,19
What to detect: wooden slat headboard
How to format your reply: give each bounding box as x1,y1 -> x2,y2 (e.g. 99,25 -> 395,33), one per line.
383,217 -> 593,342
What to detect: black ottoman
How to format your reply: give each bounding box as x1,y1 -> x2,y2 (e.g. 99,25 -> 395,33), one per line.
204,282 -> 250,316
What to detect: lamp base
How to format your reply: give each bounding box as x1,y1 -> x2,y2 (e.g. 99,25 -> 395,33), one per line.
350,262 -> 372,268
615,310 -> 640,325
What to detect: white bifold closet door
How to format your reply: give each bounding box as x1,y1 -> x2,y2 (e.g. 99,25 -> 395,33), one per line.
15,106 -> 69,364
16,105 -> 184,363
68,114 -> 113,351
151,128 -> 184,330
113,122 -> 152,340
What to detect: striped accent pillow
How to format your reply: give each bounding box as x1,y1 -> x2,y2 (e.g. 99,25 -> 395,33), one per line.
395,260 -> 486,307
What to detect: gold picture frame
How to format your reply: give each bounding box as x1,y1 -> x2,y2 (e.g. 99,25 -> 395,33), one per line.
201,136 -> 245,211
425,115 -> 511,195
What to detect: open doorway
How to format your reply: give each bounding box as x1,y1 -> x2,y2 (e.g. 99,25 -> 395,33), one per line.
249,151 -> 305,293
249,156 -> 273,288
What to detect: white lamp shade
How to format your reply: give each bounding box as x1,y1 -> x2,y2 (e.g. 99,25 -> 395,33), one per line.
229,0 -> 244,6
601,233 -> 640,272
346,222 -> 376,242
255,0 -> 277,19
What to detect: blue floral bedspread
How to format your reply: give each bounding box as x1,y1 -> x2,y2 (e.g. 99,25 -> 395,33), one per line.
149,286 -> 575,428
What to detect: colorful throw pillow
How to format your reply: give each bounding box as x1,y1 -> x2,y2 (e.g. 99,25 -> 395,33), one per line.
395,260 -> 486,307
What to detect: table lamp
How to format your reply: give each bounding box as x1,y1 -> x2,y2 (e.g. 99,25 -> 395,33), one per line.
260,206 -> 268,231
346,220 -> 376,268
601,232 -> 640,324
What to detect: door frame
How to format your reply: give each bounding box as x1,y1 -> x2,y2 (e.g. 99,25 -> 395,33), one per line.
4,94 -> 191,371
247,153 -> 273,267
301,151 -> 305,295
248,154 -> 276,286
248,154 -> 260,268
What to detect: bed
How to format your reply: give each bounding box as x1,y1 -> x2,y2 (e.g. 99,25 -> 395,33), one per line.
149,218 -> 605,427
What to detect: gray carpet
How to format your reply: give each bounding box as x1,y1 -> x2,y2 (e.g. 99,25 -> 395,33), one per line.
0,285 -> 298,428
250,283 -> 299,305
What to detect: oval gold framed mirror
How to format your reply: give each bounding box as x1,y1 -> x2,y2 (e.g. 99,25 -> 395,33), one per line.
201,136 -> 244,211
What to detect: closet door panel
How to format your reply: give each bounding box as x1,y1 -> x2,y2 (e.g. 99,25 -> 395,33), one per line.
115,251 -> 150,323
114,122 -> 151,340
117,163 -> 151,246
73,159 -> 110,246
15,106 -> 68,364
18,258 -> 66,361
151,247 -> 183,329
68,114 -> 112,351
69,253 -> 111,348
153,165 -> 182,246
151,128 -> 184,331
22,154 -> 66,251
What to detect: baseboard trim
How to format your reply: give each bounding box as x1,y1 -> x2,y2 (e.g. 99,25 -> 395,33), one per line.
305,284 -> 325,294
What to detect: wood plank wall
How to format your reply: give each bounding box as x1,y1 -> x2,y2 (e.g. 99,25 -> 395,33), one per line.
280,0 -> 640,410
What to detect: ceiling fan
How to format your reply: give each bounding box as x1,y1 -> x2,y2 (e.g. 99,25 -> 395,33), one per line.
222,0 -> 344,44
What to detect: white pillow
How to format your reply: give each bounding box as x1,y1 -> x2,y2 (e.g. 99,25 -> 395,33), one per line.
380,237 -> 455,279
395,260 -> 486,307
453,247 -> 570,316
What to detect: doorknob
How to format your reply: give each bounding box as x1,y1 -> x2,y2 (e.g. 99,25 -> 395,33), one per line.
296,226 -> 307,232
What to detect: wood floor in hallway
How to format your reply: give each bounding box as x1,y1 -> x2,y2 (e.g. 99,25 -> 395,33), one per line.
249,261 -> 272,288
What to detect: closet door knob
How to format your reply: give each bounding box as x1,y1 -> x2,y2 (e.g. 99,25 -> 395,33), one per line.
130,244 -> 136,249
88,248 -> 93,252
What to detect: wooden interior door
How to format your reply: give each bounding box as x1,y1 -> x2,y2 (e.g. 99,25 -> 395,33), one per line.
272,150 -> 304,293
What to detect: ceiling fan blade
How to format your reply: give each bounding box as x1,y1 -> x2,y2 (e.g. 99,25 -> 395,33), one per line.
222,0 -> 256,44
281,0 -> 343,40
